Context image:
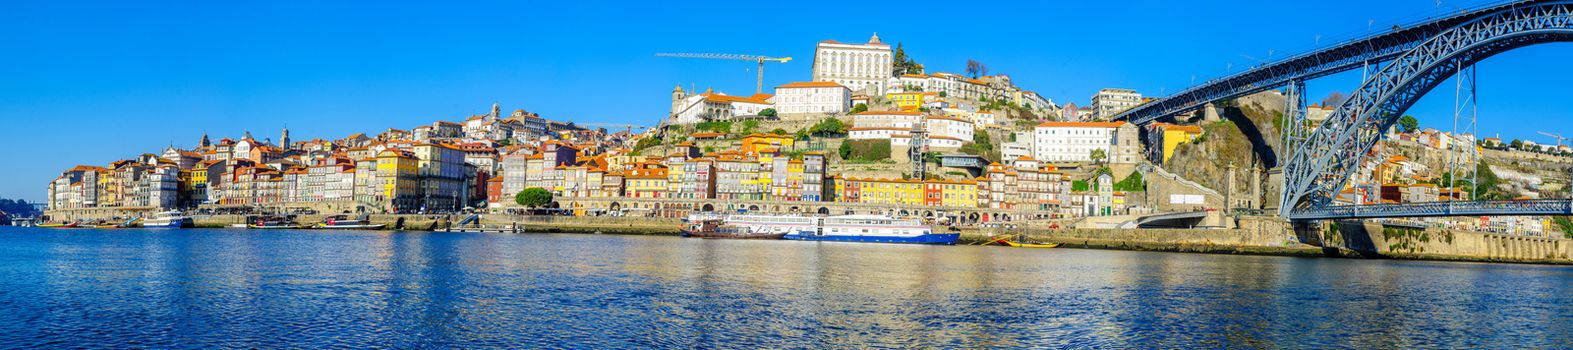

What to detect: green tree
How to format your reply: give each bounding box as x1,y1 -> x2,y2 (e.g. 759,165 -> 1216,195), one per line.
1511,139 -> 1524,150
742,120 -> 760,134
1398,115 -> 1419,133
1089,148 -> 1107,164
514,187 -> 553,208
1555,217 -> 1573,239
972,129 -> 993,150
838,141 -> 853,159
633,136 -> 661,152
759,108 -> 777,118
891,42 -> 922,76
850,103 -> 868,113
770,128 -> 788,135
1113,172 -> 1146,192
695,121 -> 733,134
810,117 -> 847,136
793,128 -> 810,140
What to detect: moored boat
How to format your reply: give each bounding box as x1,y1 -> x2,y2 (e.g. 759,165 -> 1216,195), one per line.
994,239 -> 1060,248
681,215 -> 790,239
316,215 -> 386,230
142,211 -> 190,228
38,222 -> 79,228
784,215 -> 959,245
247,216 -> 301,229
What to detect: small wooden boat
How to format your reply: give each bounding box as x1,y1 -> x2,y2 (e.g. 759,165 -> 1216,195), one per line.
1002,240 -> 1060,248
92,224 -> 123,229
38,222 -> 79,228
247,217 -> 301,229
992,237 -> 1060,248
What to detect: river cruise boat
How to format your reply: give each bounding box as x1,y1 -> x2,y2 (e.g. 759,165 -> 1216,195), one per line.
142,211 -> 189,228
680,215 -> 790,239
720,214 -> 817,236
783,215 -> 959,245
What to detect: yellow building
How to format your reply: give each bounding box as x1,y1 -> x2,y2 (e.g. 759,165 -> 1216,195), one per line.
931,179 -> 979,208
848,177 -> 925,206
741,133 -> 794,154
1154,123 -> 1203,163
624,165 -> 669,198
375,150 -> 420,212
885,92 -> 925,111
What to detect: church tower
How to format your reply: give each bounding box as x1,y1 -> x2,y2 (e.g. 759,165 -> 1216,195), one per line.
199,132 -> 211,148
490,102 -> 501,121
280,127 -> 291,149
670,85 -> 686,117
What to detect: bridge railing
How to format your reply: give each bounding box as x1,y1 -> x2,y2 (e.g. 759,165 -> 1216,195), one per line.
1288,199 -> 1573,220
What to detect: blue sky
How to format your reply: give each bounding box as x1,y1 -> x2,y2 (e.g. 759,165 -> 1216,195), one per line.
3,0 -> 1572,201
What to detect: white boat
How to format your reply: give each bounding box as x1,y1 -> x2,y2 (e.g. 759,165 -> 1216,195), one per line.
316,215 -> 386,230
721,214 -> 818,236
784,215 -> 958,245
142,211 -> 189,228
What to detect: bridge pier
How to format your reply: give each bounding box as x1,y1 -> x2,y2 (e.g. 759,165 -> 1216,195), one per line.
1201,103 -> 1220,122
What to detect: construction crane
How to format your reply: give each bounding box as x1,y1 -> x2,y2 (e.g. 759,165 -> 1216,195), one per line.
577,122 -> 649,136
1538,131 -> 1567,149
655,53 -> 792,94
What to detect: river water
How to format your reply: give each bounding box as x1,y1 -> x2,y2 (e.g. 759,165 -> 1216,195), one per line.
0,227 -> 1569,348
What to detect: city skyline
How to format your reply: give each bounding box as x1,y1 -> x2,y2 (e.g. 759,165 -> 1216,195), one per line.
6,0 -> 1573,200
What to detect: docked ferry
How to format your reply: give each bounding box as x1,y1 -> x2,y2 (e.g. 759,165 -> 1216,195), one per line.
783,215 -> 959,245
142,211 -> 190,228
680,214 -> 792,239
722,214 -> 818,236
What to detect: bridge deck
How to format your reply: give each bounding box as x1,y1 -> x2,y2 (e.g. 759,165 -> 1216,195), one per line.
1286,199 -> 1573,220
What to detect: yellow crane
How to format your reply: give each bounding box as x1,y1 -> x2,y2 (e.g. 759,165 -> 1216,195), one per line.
655,53 -> 792,94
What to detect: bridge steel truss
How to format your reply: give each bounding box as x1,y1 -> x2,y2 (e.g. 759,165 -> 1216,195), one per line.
1110,0 -> 1543,126
1292,200 -> 1573,220
1282,1 -> 1573,220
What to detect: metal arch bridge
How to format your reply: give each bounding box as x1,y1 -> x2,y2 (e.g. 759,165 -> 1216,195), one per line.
1112,0 -> 1573,221
1110,1 -> 1539,126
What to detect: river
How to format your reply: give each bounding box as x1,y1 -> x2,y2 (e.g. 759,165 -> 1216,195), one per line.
0,227 -> 1569,348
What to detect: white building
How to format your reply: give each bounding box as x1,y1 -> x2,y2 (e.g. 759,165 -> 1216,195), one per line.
670,87 -> 774,124
1001,131 -> 1034,160
925,115 -> 975,142
892,134 -> 964,150
1033,122 -> 1128,163
851,111 -> 923,129
848,126 -> 908,140
771,81 -> 851,115
811,33 -> 893,95
1090,88 -> 1142,120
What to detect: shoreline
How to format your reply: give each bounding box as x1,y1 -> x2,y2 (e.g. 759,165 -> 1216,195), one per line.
21,220 -> 1573,266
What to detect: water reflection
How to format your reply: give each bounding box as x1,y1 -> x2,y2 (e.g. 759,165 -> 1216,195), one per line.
1,227 -> 1572,348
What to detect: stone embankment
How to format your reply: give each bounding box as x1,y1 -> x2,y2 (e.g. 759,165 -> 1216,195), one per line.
1327,220 -> 1573,264
44,208 -> 1573,265
963,216 -> 1334,257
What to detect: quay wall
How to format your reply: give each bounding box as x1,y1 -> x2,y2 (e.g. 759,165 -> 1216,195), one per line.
1332,220 -> 1573,264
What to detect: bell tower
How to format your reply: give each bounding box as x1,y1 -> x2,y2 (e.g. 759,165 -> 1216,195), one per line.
280,127 -> 291,149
